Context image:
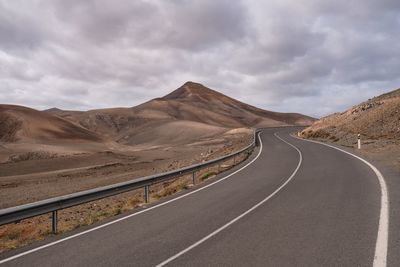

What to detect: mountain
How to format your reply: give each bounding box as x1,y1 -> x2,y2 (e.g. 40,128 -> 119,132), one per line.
46,82 -> 315,145
0,105 -> 101,143
300,88 -> 400,143
1,81 -> 315,147
159,82 -> 314,127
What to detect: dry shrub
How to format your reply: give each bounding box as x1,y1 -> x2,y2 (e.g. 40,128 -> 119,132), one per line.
302,129 -> 331,139
0,149 -> 251,253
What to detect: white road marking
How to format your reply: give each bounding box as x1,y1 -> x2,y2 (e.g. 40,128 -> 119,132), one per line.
292,135 -> 389,267
0,133 -> 264,265
156,132 -> 302,267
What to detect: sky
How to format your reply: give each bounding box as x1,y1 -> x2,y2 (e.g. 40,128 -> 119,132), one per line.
0,0 -> 399,118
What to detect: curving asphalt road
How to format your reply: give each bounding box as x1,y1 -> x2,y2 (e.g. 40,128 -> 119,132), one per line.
0,128 -> 390,266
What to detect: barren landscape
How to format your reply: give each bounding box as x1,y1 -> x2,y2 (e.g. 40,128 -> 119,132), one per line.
1,1 -> 399,265
0,135 -> 251,253
0,82 -> 314,208
0,82 -> 314,252
0,130 -> 251,209
301,88 -> 400,172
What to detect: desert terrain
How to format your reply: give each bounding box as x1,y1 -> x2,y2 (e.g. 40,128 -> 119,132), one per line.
0,132 -> 252,252
301,88 -> 400,172
0,82 -> 314,208
0,130 -> 251,209
0,82 -> 315,252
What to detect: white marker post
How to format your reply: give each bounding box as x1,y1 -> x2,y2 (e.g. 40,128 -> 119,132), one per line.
357,134 -> 361,149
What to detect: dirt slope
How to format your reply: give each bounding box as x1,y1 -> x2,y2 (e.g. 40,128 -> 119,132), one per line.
300,88 -> 400,172
0,105 -> 101,143
0,81 -> 315,160
47,82 -> 315,145
161,82 -> 315,127
301,88 -> 400,143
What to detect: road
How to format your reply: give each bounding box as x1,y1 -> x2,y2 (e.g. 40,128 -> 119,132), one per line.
0,128 -> 388,266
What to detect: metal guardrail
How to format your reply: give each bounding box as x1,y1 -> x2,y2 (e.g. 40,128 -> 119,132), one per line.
0,129 -> 260,233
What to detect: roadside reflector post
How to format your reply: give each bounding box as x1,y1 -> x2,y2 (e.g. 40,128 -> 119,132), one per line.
144,185 -> 150,203
52,210 -> 58,234
358,134 -> 361,149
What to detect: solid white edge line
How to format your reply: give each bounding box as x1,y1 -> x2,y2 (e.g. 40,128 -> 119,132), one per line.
292,135 -> 389,267
0,133 -> 265,265
155,132 -> 302,267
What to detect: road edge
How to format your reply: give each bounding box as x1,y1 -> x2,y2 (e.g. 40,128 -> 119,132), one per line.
155,132 -> 303,267
0,133 -> 264,265
291,134 -> 389,267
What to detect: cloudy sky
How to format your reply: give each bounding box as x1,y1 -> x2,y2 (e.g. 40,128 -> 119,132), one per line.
1,0 -> 399,117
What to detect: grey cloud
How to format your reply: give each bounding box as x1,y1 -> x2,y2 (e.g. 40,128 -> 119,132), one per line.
0,2 -> 45,51
53,0 -> 157,44
0,52 -> 43,81
51,0 -> 249,51
155,0 -> 250,51
0,0 -> 399,117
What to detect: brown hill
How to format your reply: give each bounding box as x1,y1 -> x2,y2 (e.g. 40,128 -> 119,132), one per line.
162,82 -> 314,126
0,105 -> 101,143
301,88 -> 400,143
47,82 -> 315,145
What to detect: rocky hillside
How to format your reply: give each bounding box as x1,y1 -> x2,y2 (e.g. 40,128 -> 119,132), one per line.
1,82 -> 315,148
46,82 -> 315,145
0,105 -> 102,143
160,82 -> 315,127
301,88 -> 400,145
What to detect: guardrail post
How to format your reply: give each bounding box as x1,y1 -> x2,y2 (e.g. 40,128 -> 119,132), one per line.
254,131 -> 259,147
0,129 -> 258,230
52,210 -> 58,234
144,185 -> 150,203
233,155 -> 236,165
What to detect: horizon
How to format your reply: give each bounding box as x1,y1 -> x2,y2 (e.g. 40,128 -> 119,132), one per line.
1,81 -> 397,119
2,81 -> 398,118
0,81 -> 400,119
1,1 -> 399,118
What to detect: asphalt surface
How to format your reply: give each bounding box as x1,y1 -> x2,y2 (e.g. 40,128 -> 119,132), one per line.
0,128 -> 386,266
